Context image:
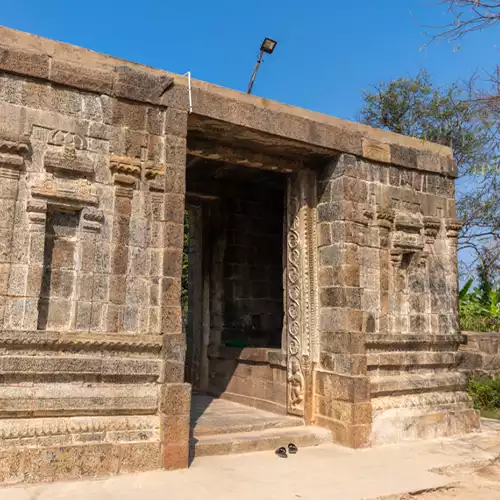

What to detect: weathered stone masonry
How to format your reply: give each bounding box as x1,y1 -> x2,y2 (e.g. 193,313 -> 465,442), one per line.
0,26 -> 479,484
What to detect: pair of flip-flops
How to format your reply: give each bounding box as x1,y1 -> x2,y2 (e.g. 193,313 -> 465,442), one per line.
275,443 -> 297,458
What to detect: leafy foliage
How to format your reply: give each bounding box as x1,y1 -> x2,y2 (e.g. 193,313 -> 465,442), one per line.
360,70 -> 491,167
359,70 -> 500,282
468,377 -> 500,411
459,277 -> 500,331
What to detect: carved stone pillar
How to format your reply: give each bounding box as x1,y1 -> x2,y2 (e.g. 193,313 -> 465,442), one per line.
286,170 -> 318,419
0,135 -> 29,328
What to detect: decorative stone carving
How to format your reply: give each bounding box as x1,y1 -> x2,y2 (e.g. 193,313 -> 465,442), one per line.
110,154 -> 142,186
392,214 -> 424,252
0,384 -> 159,418
445,218 -> 462,240
31,179 -> 98,207
47,130 -> 87,150
43,149 -> 95,177
288,358 -> 305,409
81,207 -> 104,232
0,415 -> 158,440
0,331 -> 162,350
423,216 -> 441,244
0,135 -> 30,173
376,209 -> 395,228
145,161 -> 166,191
26,199 -> 47,226
286,181 -> 305,416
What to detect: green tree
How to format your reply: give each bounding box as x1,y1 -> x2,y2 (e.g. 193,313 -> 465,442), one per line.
359,70 -> 500,281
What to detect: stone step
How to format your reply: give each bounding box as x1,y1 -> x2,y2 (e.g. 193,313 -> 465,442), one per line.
191,425 -> 332,458
193,414 -> 304,437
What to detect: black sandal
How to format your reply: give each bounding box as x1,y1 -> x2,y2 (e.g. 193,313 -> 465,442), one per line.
275,447 -> 287,458
288,443 -> 298,454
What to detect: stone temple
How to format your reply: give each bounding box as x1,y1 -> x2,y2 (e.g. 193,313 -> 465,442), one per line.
0,26 -> 479,483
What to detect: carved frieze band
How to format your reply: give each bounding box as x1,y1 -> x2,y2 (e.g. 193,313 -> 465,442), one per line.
0,332 -> 163,354
48,130 -> 88,150
0,415 -> 158,440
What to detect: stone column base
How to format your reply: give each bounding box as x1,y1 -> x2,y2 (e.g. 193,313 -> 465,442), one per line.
371,392 -> 480,445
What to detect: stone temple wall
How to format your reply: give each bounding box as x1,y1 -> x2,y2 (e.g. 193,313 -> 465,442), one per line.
0,44 -> 190,482
0,25 -> 480,483
459,331 -> 500,377
313,153 -> 479,447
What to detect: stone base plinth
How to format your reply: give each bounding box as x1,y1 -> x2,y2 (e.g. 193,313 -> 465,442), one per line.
0,415 -> 163,484
371,392 -> 480,445
0,441 -> 161,484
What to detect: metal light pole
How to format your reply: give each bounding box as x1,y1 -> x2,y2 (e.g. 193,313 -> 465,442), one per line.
247,38 -> 277,94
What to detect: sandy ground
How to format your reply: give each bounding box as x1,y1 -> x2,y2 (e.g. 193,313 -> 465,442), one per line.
392,457 -> 500,499
1,420 -> 500,500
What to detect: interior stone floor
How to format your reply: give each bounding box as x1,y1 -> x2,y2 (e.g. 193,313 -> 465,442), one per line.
190,393 -> 303,437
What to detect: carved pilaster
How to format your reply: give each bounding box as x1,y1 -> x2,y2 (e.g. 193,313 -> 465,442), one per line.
286,175 -> 305,416
286,171 -> 318,418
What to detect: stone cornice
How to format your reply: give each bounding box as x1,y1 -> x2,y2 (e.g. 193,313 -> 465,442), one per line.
0,26 -> 457,176
0,331 -> 163,353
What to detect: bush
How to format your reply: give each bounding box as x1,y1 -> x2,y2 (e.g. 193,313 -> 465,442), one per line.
467,377 -> 500,410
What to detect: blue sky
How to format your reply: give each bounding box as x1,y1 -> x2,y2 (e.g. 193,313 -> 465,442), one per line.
1,0 -> 498,122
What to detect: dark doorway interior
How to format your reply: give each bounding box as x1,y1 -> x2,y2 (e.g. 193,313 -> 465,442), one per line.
184,155 -> 287,401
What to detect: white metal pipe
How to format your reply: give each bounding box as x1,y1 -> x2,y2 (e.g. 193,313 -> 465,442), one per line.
183,71 -> 193,114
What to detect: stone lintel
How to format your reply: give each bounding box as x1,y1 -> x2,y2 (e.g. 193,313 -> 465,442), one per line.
43,149 -> 95,178
187,136 -> 301,173
30,185 -> 98,208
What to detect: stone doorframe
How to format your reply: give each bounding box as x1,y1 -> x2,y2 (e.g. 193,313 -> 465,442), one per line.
183,170 -> 319,421
285,170 -> 319,421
